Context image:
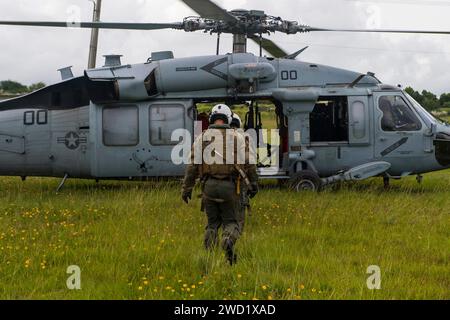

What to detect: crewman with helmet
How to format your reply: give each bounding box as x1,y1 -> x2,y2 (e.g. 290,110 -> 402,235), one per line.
181,104 -> 258,265
230,113 -> 242,130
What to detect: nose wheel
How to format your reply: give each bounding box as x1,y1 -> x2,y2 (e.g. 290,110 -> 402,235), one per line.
289,170 -> 322,192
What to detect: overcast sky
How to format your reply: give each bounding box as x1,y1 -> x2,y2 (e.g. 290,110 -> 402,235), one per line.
0,0 -> 449,94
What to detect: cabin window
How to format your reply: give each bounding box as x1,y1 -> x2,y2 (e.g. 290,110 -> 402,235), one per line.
103,106 -> 139,146
23,111 -> 35,125
37,110 -> 48,125
350,101 -> 366,139
310,96 -> 349,143
149,104 -> 185,145
379,96 -> 422,132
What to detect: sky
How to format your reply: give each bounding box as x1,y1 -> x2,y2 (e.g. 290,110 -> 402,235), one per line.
0,0 -> 449,95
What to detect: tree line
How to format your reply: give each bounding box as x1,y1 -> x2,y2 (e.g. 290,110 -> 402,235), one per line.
405,87 -> 450,111
0,80 -> 46,95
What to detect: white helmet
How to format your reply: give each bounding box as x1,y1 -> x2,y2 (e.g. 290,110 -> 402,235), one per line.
230,113 -> 242,128
209,104 -> 233,124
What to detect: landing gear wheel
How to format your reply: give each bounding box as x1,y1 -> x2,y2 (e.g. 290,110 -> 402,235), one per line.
289,170 -> 322,192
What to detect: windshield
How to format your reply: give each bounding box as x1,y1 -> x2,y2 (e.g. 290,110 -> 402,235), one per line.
404,92 -> 443,127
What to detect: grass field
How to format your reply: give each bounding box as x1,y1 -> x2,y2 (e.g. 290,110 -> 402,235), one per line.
0,172 -> 448,300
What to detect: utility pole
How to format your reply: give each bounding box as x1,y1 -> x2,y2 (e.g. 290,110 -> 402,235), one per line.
88,0 -> 102,69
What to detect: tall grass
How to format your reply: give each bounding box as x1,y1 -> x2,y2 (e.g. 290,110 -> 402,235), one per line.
0,172 -> 448,300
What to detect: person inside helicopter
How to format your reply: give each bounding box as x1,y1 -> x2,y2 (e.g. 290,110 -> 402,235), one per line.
379,98 -> 396,131
379,96 -> 421,131
310,96 -> 349,143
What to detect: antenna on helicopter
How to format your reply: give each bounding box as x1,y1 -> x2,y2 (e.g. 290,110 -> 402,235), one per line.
88,0 -> 102,69
57,66 -> 74,80
103,54 -> 122,67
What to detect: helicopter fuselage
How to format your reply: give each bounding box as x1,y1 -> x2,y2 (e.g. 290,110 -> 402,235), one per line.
1,53 -> 449,185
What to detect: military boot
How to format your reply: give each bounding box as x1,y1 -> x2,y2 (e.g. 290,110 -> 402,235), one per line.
223,239 -> 237,266
204,228 -> 218,250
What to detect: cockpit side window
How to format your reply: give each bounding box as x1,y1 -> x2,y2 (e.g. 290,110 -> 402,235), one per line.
379,96 -> 422,132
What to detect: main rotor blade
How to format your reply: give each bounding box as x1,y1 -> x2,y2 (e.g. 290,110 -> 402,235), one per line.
181,0 -> 238,23
304,26 -> 450,35
0,21 -> 183,30
249,36 -> 287,58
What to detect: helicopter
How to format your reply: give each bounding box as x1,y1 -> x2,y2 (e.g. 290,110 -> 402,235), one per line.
0,0 -> 450,191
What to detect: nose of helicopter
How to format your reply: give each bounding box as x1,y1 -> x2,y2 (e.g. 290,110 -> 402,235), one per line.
433,124 -> 450,167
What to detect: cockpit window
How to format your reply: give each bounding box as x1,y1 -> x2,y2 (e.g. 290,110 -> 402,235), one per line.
379,95 -> 422,132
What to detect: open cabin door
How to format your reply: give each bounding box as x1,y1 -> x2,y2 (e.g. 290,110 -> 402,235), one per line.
91,100 -> 194,178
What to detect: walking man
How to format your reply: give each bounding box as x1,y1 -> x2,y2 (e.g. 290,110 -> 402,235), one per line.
182,104 -> 258,265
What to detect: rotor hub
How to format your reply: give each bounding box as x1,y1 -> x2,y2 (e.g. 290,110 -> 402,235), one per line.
182,12 -> 307,36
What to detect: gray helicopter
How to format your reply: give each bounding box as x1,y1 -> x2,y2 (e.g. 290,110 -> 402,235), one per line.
1,0 -> 450,191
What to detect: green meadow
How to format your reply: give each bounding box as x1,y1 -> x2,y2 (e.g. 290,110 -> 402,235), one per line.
0,172 -> 448,300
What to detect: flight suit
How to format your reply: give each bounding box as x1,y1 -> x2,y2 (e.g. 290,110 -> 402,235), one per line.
182,124 -> 258,257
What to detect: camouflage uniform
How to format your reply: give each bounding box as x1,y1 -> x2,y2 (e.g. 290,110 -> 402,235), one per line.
182,124 -> 258,263
237,181 -> 250,233
234,129 -> 252,233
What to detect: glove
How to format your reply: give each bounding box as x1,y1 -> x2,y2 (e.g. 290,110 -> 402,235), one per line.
248,183 -> 259,199
182,191 -> 192,204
